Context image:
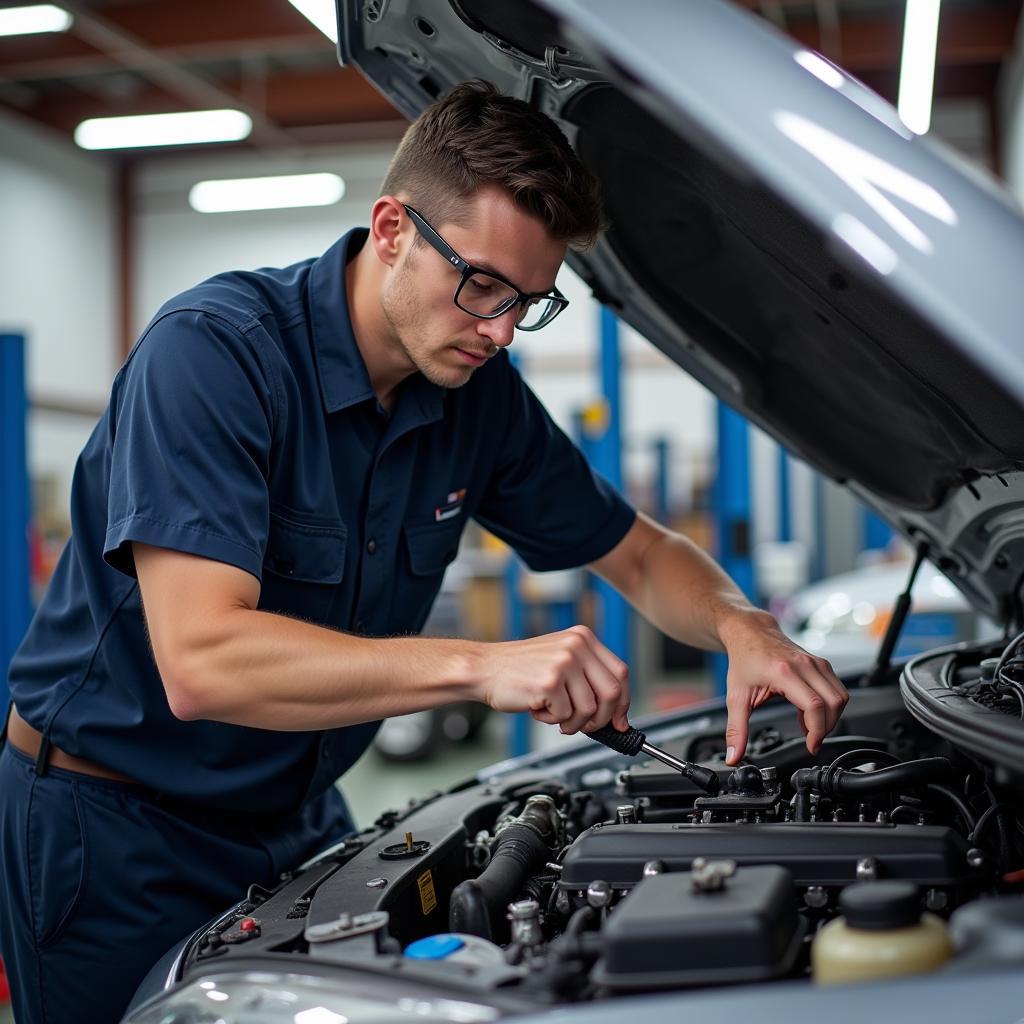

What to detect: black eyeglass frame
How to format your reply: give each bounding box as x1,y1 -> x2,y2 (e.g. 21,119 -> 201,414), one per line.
402,204 -> 569,331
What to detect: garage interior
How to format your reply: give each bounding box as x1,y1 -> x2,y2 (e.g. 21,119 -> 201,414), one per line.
1,0 -> 1024,1018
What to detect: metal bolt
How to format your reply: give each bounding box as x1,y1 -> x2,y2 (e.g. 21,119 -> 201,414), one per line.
856,857 -> 879,881
642,860 -> 665,878
967,848 -> 986,870
876,811 -> 890,825
760,767 -> 778,786
804,885 -> 829,909
925,888 -> 948,912
615,804 -> 637,824
508,899 -> 539,920
366,877 -> 388,889
690,858 -> 737,892
508,899 -> 544,949
586,880 -> 613,909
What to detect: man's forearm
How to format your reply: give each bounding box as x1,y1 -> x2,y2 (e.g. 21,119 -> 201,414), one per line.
168,608 -> 480,730
622,528 -> 775,651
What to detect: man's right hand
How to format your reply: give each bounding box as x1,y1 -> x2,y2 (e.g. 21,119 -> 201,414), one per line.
472,625 -> 630,735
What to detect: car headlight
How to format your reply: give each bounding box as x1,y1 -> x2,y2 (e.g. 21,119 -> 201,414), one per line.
125,971 -> 501,1024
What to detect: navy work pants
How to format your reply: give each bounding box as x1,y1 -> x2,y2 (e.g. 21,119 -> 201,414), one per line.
0,741 -> 354,1024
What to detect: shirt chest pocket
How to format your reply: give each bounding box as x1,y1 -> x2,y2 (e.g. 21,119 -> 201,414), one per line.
401,518 -> 464,631
260,511 -> 346,623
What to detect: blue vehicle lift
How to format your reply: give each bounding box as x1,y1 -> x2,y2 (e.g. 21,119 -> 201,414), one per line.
589,307 -> 631,666
1,333 -> 31,708
712,401 -> 757,695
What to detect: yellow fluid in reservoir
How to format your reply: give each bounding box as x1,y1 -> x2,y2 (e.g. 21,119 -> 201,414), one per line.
812,911 -> 953,985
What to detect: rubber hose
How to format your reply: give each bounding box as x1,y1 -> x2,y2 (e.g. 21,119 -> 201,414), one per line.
448,823 -> 551,940
790,758 -> 954,821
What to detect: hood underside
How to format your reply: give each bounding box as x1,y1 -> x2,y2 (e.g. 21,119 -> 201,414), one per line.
337,0 -> 1024,621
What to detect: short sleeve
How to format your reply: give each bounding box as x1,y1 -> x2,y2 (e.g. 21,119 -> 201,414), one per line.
474,360 -> 636,571
103,309 -> 276,581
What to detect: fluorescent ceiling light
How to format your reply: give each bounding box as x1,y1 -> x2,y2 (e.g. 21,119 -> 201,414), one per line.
897,0 -> 941,135
188,173 -> 346,213
287,0 -> 337,44
0,4 -> 72,36
74,109 -> 252,150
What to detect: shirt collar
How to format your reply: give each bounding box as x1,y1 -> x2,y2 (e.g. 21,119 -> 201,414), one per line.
307,228 -> 445,427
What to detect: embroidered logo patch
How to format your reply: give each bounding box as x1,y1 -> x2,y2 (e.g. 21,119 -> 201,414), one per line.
434,489 -> 466,522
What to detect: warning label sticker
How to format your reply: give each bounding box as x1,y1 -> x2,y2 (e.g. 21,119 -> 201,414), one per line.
417,869 -> 437,916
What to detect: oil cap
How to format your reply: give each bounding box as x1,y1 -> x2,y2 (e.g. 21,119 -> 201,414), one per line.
840,882 -> 922,930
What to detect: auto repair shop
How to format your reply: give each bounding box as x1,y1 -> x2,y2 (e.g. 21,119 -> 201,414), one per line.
2,2 -> 1024,1023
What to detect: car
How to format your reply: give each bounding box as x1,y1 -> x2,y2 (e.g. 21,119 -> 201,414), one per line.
122,0 -> 1024,1020
776,558 -> 1000,675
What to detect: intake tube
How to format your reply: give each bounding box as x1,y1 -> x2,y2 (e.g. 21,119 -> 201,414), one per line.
449,796 -> 560,941
791,758 -> 955,821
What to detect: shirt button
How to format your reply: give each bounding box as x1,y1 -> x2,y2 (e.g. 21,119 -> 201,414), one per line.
366,538 -> 377,555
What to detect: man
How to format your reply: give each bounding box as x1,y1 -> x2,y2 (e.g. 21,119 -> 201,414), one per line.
0,80 -> 847,1023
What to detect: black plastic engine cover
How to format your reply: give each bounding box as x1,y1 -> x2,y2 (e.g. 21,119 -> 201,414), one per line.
592,865 -> 804,989
559,822 -> 972,889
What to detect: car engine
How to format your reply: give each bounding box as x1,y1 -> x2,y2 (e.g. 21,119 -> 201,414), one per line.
166,639 -> 1024,1009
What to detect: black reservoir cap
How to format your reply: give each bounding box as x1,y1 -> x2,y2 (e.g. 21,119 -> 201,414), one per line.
840,881 -> 922,930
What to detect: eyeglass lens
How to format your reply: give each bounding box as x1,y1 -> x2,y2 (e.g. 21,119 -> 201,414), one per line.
456,271 -> 559,330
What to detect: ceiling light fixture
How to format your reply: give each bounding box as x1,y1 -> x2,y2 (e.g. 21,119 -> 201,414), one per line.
0,4 -> 72,36
287,0 -> 338,44
74,110 -> 253,150
188,173 -> 346,213
897,0 -> 942,135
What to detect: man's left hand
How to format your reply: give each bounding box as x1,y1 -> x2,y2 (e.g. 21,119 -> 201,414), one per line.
720,610 -> 848,765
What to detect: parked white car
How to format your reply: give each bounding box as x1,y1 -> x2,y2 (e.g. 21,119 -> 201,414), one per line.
776,560 -> 999,675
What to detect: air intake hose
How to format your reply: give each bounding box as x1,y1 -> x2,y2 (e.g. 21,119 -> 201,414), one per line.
449,795 -> 560,941
791,758 -> 955,821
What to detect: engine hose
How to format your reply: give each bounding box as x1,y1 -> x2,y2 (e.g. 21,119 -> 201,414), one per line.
448,823 -> 552,940
790,757 -> 955,822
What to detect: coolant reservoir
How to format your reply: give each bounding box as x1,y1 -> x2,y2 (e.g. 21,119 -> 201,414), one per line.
812,881 -> 952,985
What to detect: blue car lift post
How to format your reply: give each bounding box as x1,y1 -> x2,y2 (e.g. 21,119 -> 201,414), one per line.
712,402 -> 757,695
1,333 -> 31,709
590,306 -> 631,666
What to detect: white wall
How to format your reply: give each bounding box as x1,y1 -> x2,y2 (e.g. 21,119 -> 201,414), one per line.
0,107 -> 117,516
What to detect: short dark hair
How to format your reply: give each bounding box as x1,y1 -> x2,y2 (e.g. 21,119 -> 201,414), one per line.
380,79 -> 605,251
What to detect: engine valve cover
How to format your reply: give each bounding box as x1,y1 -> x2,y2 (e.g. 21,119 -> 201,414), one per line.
560,822 -> 973,890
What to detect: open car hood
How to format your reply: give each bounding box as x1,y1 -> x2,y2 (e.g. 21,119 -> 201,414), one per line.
337,0 -> 1024,626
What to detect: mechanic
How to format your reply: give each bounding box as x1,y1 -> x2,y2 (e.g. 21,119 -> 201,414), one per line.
0,80 -> 848,1024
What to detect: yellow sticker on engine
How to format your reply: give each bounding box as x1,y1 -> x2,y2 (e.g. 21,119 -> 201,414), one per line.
417,869 -> 437,916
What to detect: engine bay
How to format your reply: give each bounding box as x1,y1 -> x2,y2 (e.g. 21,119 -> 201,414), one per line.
171,639 -> 1024,1008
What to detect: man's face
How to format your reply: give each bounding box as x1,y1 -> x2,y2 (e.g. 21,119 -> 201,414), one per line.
380,186 -> 567,389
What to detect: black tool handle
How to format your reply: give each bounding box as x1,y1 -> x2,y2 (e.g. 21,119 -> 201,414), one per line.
585,723 -> 646,756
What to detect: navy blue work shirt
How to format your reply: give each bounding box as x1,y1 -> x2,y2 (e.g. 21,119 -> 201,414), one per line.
8,228 -> 636,816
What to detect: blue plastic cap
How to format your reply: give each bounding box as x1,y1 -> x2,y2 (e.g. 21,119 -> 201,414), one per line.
404,934 -> 466,960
